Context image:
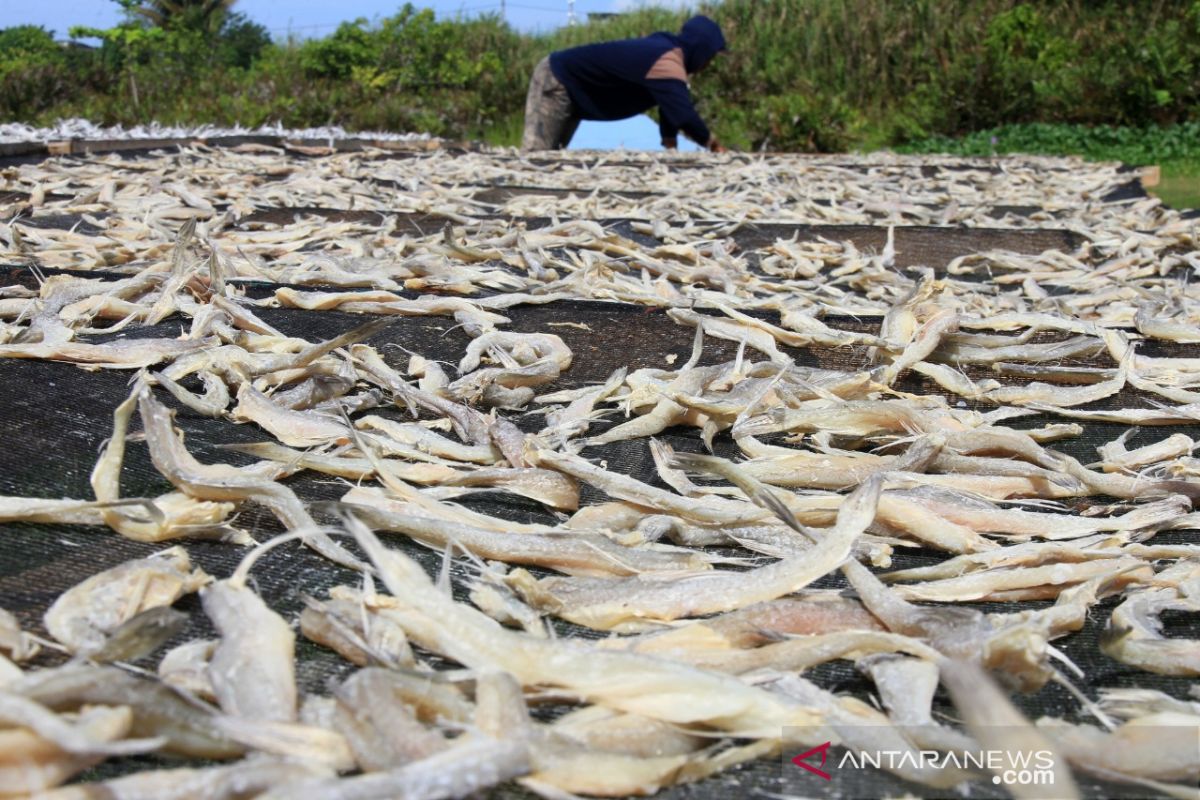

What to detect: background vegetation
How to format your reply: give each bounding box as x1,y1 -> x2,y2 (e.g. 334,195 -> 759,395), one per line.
2,0 -> 1198,180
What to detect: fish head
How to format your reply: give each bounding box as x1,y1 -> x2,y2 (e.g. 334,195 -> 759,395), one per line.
982,625 -> 1053,692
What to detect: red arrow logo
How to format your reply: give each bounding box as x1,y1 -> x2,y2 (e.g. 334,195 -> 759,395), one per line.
791,741 -> 833,780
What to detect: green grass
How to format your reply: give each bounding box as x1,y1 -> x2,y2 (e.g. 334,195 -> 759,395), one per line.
897,122 -> 1200,166
1153,172 -> 1200,210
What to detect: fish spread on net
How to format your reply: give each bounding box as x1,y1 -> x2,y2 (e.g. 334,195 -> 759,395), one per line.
0,143 -> 1197,799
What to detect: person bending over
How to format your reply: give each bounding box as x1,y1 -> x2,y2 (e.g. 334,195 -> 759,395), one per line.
522,15 -> 727,153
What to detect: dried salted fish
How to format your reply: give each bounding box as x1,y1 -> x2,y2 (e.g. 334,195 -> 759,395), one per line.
914,354 -> 1129,408
889,556 -> 1152,603
735,395 -> 971,440
138,388 -> 361,568
1040,715 -> 1200,798
1098,688 -> 1200,719
163,317 -> 390,384
842,559 -> 1063,689
157,640 -> 217,700
0,336 -> 207,368
205,713 -> 355,772
352,345 -> 493,446
299,595 -> 414,670
1101,560 -> 1200,676
275,287 -> 509,333
525,715 -> 711,796
331,668 -> 449,770
767,671 -> 976,788
328,644 -> 477,725
90,393 -> 240,544
1135,303 -> 1200,344
0,703 -> 154,797
343,512 -> 823,737
736,435 -> 1081,498
5,144 -> 1200,799
882,536 -> 1153,583
342,485 -> 713,577
0,496 -> 150,526
435,465 -> 580,511
0,608 -> 38,662
272,372 -> 357,409
460,330 -> 572,374
939,658 -> 1080,799
667,308 -> 792,364
151,369 -> 230,417
12,664 -> 242,759
545,703 -> 704,761
601,595 -> 883,658
1093,430 -> 1195,473
509,475 -> 881,628
355,415 -> 499,464
43,546 -> 208,656
548,446 -> 1007,554
992,361 -> 1118,384
889,488 -> 1190,542
932,333 -> 1104,365
474,659 -> 777,796
877,308 -> 961,386
530,447 -> 764,526
653,629 -> 940,674
468,577 -> 550,638
34,760 -> 331,800
232,383 -> 351,447
202,570 -> 297,723
223,440 -> 447,482
257,735 -> 529,800
0,691 -> 163,757
861,655 -> 977,752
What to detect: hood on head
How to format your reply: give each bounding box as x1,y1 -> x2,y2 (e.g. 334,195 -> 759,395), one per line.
678,15 -> 726,74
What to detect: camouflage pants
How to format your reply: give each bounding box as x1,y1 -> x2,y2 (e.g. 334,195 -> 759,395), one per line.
522,56 -> 581,151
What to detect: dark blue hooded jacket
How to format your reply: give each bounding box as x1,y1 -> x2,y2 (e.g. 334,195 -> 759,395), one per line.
548,15 -> 726,146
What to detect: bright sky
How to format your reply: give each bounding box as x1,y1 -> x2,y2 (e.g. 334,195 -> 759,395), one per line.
7,0 -> 694,38
3,0 -> 702,150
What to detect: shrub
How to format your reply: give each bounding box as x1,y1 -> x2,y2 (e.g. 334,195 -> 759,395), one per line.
1,1 -> 1197,152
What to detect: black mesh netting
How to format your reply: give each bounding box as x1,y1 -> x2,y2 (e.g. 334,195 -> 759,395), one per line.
1,295 -> 1197,798
0,146 -> 1196,798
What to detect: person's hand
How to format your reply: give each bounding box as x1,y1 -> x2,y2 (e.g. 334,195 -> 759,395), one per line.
707,135 -> 726,153
662,137 -> 678,150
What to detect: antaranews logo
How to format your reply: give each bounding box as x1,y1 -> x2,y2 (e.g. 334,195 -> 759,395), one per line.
783,733 -> 1061,799
790,741 -> 832,781
781,725 -> 1198,800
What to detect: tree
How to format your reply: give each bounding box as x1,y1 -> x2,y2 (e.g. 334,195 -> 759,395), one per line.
0,25 -> 60,59
121,0 -> 239,35
217,12 -> 271,69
